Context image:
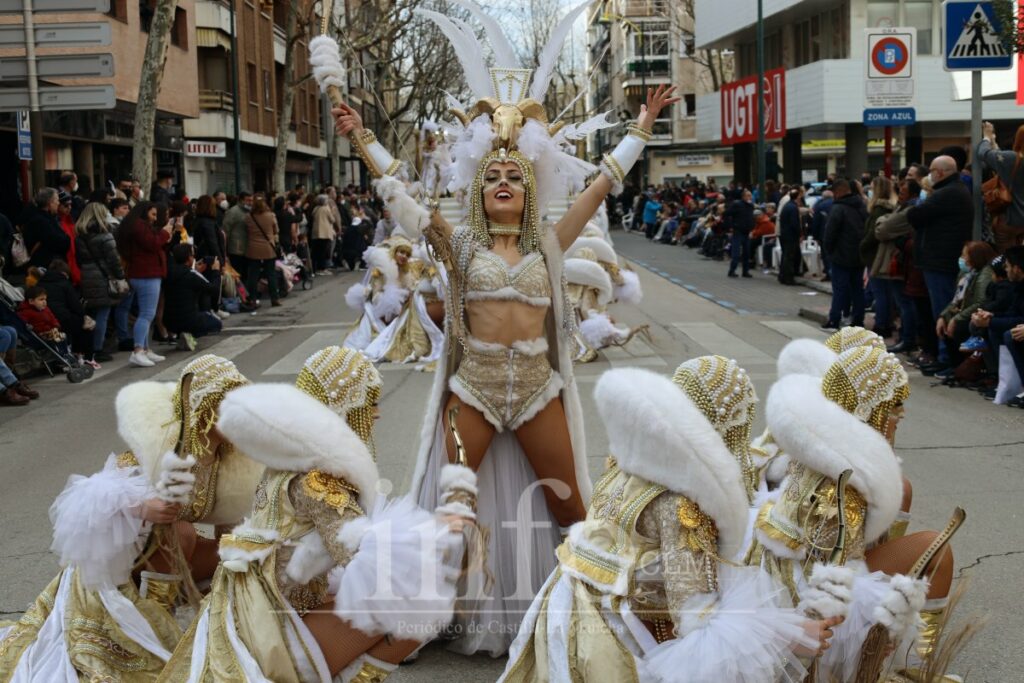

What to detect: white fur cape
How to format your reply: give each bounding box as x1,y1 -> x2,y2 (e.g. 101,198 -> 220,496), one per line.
766,374 -> 903,543
776,338 -> 838,380
567,236 -> 618,266
217,384 -> 380,510
564,257 -> 613,308
594,368 -> 749,561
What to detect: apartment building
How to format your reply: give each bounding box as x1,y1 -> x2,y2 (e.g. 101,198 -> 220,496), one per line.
183,0 -> 329,196
0,1 -> 199,206
695,0 -> 1023,182
585,0 -> 733,187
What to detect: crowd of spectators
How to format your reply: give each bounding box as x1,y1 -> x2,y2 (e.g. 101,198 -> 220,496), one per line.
615,123 -> 1024,409
0,170 -> 389,405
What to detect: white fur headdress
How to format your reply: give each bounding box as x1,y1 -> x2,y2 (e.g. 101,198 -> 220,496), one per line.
594,368 -> 749,560
776,338 -> 839,380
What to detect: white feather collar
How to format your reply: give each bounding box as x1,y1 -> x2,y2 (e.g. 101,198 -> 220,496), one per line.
594,368 -> 749,560
766,374 -> 903,542
216,384 -> 379,509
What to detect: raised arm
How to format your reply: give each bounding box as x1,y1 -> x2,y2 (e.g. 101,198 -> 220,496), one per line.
555,85 -> 679,250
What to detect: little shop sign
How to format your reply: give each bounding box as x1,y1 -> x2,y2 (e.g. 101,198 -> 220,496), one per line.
720,68 -> 786,145
185,140 -> 226,158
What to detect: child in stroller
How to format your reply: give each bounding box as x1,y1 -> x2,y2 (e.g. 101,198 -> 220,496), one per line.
9,285 -> 94,383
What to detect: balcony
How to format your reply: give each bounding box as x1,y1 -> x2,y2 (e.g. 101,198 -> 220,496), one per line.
199,89 -> 234,111
615,0 -> 669,18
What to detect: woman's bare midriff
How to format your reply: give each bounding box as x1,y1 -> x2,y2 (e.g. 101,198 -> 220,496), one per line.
466,300 -> 547,346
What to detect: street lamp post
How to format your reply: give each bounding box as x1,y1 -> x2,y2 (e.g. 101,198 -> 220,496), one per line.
755,0 -> 765,199
229,0 -> 242,193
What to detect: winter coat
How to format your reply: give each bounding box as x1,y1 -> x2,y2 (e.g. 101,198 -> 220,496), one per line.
223,205 -> 249,256
311,204 -> 337,240
779,201 -> 802,244
193,214 -> 225,261
16,300 -> 61,336
20,205 -> 70,269
976,139 -> 1024,226
244,212 -> 279,260
725,199 -> 755,234
906,174 -> 973,274
870,203 -> 914,279
76,230 -> 125,309
941,265 -> 995,326
859,200 -> 896,271
122,218 -> 170,279
163,262 -> 219,331
980,279 -> 1015,314
823,193 -> 868,269
38,269 -> 84,328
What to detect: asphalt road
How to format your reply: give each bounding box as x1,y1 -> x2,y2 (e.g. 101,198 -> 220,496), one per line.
1,234 -> 1019,681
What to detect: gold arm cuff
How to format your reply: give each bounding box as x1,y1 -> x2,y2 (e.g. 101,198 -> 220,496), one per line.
626,124 -> 652,142
602,153 -> 626,184
358,129 -> 377,145
349,130 -> 384,178
384,159 -> 402,177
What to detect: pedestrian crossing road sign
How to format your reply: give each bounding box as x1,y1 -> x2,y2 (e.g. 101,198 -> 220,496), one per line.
943,0 -> 1012,71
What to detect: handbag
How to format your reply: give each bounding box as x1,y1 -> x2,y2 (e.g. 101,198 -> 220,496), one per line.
11,232 -> 32,267
982,152 -> 1020,215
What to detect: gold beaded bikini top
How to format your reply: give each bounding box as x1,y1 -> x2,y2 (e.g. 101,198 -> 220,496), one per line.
464,249 -> 551,307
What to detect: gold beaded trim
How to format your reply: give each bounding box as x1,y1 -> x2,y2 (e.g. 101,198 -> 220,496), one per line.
824,327 -> 886,354
601,153 -> 626,184
822,347 -> 909,432
677,496 -> 719,554
384,159 -> 402,177
302,470 -> 362,513
469,149 -> 540,255
358,129 -> 377,146
173,354 -> 249,461
626,123 -> 652,142
295,346 -> 382,453
116,451 -> 140,469
487,221 -> 522,236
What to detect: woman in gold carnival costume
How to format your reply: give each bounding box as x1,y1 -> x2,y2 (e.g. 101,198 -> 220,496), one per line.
322,0 -> 679,655
0,355 -> 254,682
344,235 -> 444,365
501,366 -> 836,683
159,347 -> 473,682
746,346 -> 957,682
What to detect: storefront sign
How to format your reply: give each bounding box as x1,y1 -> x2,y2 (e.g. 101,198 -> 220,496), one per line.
720,67 -> 786,145
185,140 -> 226,157
676,153 -> 712,167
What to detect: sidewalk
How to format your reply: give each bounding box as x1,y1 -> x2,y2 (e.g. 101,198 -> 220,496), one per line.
612,230 -> 836,323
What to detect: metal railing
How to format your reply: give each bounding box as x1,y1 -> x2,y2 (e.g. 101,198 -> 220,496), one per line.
616,0 -> 668,18
199,89 -> 234,110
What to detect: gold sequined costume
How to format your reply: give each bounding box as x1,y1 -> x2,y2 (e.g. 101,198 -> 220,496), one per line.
501,367 -> 815,683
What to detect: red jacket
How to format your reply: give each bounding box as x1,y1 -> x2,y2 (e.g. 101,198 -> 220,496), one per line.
124,218 -> 170,279
59,214 -> 81,286
16,300 -> 61,335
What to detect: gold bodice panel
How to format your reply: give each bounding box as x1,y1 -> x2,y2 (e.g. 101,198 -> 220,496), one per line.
465,250 -> 551,306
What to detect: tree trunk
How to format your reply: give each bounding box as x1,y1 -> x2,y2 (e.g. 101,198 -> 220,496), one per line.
132,0 -> 178,195
272,0 -> 300,194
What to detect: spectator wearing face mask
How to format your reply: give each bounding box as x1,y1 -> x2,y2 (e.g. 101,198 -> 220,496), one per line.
58,171 -> 86,221
906,155 -> 973,370
149,170 -> 175,207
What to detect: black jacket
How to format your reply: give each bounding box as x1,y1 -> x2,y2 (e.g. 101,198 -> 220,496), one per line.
725,199 -> 755,234
20,205 -> 70,268
193,215 -> 225,261
779,201 -> 802,243
163,262 -> 219,330
906,175 -> 973,274
823,193 -> 868,269
38,269 -> 84,326
76,230 -> 125,309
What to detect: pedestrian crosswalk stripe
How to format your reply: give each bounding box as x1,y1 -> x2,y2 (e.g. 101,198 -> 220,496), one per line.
151,333 -> 272,380
262,329 -> 344,376
671,322 -> 775,363
228,321 -> 355,332
758,320 -> 829,340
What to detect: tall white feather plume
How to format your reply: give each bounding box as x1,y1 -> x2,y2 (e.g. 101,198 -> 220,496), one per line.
443,91 -> 466,119
559,111 -> 618,142
415,9 -> 492,100
447,114 -> 496,195
451,0 -> 520,69
529,0 -> 597,102
517,119 -> 596,215
309,35 -> 345,93
373,176 -> 429,242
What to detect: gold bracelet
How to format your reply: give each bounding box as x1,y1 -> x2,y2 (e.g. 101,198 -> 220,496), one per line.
626,124 -> 652,142
602,153 -> 626,184
358,129 -> 377,145
384,159 -> 402,177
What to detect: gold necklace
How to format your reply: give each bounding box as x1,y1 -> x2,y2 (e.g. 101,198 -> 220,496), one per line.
487,222 -> 522,236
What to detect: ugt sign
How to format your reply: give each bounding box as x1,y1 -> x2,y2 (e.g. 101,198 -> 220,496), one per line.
720,68 -> 786,145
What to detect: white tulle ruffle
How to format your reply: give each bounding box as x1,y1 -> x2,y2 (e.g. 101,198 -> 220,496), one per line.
642,565 -> 815,683
334,495 -> 461,642
48,454 -> 150,589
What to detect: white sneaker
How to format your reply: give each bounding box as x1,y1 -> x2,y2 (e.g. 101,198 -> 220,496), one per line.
129,351 -> 155,367
145,349 -> 166,363
216,310 -> 230,319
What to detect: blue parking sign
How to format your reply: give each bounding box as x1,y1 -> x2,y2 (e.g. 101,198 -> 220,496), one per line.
17,110 -> 31,161
943,0 -> 1012,70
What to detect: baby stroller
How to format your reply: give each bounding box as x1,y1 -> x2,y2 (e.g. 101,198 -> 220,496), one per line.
0,277 -> 94,383
293,241 -> 314,290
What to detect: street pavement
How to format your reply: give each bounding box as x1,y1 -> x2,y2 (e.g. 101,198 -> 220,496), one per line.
1,231 -> 1020,681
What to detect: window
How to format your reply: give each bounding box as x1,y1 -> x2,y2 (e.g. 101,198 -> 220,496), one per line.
867,0 -> 931,54
107,0 -> 127,23
139,0 -> 154,32
246,63 -> 258,105
171,7 -> 188,49
263,69 -> 272,109
683,94 -> 696,119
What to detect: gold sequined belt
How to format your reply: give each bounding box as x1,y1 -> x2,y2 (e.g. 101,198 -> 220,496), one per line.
450,336 -> 560,431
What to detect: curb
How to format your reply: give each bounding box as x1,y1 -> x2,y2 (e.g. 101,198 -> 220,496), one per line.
795,277 -> 833,295
798,307 -> 829,324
